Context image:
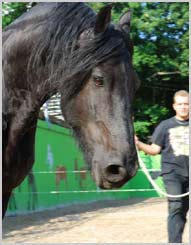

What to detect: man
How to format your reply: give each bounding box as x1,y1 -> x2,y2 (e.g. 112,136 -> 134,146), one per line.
135,90 -> 189,243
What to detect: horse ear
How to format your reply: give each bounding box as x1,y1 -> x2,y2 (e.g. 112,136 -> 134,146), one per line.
119,10 -> 131,34
119,10 -> 134,56
94,4 -> 112,34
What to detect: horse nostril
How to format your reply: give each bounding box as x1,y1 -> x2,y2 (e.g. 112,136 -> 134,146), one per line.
105,165 -> 127,183
107,165 -> 120,175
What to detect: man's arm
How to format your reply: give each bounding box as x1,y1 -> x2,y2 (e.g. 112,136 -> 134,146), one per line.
135,136 -> 161,155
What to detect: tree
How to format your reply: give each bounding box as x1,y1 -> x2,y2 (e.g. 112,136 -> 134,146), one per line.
127,2 -> 189,139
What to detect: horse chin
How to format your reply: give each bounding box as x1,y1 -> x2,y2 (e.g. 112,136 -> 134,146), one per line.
99,180 -> 125,190
92,173 -> 131,190
98,176 -> 131,190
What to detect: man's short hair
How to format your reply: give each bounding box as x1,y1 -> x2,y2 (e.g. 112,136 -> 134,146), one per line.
173,90 -> 189,103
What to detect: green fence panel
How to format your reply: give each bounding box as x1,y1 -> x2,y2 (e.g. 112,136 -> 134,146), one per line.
7,120 -> 165,215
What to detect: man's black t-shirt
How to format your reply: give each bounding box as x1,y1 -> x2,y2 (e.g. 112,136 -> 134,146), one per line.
151,116 -> 189,177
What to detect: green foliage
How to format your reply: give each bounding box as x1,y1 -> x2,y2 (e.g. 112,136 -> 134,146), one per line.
134,101 -> 169,140
2,2 -> 34,29
2,2 -> 188,138
135,2 -> 189,79
134,121 -> 151,137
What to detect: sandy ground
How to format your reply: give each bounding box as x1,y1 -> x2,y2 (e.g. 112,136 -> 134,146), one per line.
2,197 -> 189,243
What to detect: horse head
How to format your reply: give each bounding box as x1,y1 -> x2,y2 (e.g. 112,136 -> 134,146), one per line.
61,5 -> 139,189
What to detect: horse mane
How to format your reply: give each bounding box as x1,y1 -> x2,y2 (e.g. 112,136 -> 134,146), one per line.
27,3 -> 129,105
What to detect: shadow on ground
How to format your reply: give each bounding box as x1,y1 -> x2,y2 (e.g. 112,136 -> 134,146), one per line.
3,197 -> 155,236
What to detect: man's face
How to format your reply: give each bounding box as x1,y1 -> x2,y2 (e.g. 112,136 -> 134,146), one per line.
173,95 -> 189,120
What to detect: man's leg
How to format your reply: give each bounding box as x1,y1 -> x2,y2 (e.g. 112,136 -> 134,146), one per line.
181,177 -> 189,228
163,172 -> 187,243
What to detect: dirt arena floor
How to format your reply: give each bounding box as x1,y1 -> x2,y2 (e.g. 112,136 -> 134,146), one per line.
2,197 -> 189,243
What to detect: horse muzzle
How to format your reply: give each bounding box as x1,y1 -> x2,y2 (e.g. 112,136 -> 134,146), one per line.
92,158 -> 138,189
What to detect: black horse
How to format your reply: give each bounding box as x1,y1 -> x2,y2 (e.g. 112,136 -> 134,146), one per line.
2,3 -> 139,218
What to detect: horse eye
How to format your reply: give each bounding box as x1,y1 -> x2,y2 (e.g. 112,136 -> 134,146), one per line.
93,77 -> 104,87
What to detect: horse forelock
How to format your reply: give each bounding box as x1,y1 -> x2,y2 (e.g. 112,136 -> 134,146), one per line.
27,3 -> 131,104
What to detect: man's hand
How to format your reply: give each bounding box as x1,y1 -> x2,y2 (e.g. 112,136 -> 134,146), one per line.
134,135 -> 161,155
134,135 -> 140,149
